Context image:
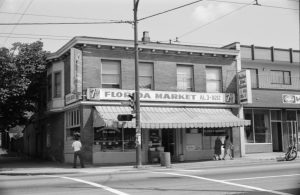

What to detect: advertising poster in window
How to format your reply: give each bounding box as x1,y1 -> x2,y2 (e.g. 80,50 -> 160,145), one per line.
238,70 -> 252,104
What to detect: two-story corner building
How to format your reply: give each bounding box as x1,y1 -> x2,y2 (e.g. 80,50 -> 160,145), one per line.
240,45 -> 300,154
43,34 -> 250,165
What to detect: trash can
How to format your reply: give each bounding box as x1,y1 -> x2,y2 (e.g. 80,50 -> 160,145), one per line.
160,152 -> 171,168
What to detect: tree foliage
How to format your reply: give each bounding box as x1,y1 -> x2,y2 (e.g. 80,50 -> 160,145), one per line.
0,41 -> 49,129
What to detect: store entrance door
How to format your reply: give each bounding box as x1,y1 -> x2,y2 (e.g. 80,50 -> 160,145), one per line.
162,129 -> 176,158
272,122 -> 283,152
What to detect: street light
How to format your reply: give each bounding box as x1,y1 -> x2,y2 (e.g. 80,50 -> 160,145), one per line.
133,0 -> 142,168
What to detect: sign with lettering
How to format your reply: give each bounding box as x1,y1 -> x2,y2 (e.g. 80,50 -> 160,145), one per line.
65,93 -> 78,105
282,94 -> 300,104
238,70 -> 252,104
86,88 -> 235,104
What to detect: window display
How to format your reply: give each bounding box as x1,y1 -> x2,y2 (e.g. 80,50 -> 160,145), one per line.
94,127 -> 135,151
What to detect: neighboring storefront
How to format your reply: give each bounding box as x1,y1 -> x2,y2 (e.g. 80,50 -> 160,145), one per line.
240,45 -> 300,153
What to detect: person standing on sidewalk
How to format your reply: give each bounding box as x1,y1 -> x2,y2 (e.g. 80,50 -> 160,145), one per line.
214,136 -> 222,160
72,135 -> 84,168
222,135 -> 233,160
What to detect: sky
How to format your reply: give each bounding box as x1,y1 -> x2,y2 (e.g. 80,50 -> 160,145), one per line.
0,0 -> 299,53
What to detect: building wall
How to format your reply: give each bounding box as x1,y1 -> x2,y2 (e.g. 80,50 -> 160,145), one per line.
81,46 -> 238,94
44,113 -> 64,162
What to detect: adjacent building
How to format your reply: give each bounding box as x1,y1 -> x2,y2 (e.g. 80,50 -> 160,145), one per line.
240,45 -> 300,153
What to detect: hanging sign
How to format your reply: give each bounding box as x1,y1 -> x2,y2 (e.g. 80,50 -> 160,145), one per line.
238,70 -> 252,104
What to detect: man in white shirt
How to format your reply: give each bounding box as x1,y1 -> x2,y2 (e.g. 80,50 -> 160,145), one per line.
72,135 -> 84,168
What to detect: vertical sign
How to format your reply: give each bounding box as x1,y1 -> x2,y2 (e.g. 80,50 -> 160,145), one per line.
238,70 -> 252,104
67,48 -> 82,105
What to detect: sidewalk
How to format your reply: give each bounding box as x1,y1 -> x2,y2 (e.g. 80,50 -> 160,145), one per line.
0,148 -> 299,176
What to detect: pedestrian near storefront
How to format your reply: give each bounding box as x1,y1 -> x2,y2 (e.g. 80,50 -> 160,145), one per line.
222,135 -> 233,160
72,134 -> 84,168
213,136 -> 222,160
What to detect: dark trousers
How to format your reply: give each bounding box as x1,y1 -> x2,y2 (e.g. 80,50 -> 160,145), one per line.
73,151 -> 84,168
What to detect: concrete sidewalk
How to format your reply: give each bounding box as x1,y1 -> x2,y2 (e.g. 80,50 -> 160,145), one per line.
0,149 -> 299,176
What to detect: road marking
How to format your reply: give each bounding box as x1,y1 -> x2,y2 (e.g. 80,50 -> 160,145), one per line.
44,175 -> 130,195
151,171 -> 292,195
225,173 -> 300,181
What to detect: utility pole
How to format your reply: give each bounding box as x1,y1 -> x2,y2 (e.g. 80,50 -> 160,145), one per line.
133,0 -> 142,168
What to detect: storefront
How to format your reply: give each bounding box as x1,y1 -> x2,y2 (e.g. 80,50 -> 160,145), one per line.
62,88 -> 250,164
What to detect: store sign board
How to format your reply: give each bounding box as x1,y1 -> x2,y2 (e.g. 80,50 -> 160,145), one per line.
70,48 -> 83,98
282,94 -> 300,104
86,88 -> 235,104
238,70 -> 252,104
65,93 -> 78,105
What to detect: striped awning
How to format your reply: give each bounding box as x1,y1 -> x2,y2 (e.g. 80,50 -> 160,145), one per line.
93,106 -> 250,129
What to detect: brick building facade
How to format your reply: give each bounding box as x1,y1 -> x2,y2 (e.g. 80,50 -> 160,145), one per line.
39,35 -> 252,164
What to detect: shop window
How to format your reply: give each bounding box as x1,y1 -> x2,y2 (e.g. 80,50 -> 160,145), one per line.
177,65 -> 194,91
53,71 -> 62,98
94,127 -> 136,151
139,62 -> 153,90
286,110 -> 297,121
66,108 -> 81,141
244,109 -> 254,143
271,110 -> 282,121
245,109 -> 271,143
47,74 -> 52,101
206,67 -> 222,93
271,70 -> 291,85
101,59 -> 120,88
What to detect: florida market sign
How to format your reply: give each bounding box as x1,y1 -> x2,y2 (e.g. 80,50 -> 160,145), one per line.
86,88 -> 235,104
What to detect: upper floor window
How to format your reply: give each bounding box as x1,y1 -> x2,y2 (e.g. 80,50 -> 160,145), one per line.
53,71 -> 62,98
245,68 -> 258,88
47,74 -> 52,101
101,59 -> 121,88
271,70 -> 291,85
177,65 -> 193,91
139,62 -> 153,90
206,67 -> 222,93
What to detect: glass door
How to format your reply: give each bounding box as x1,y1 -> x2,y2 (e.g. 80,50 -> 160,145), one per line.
271,122 -> 283,152
162,129 -> 176,158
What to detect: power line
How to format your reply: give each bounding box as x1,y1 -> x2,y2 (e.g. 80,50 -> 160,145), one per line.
210,0 -> 299,11
177,1 -> 254,39
138,0 -> 204,21
0,35 -> 70,41
0,32 -> 72,38
0,11 -> 121,21
0,21 -> 131,26
3,0 -> 34,45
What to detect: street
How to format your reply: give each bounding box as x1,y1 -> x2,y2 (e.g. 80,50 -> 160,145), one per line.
1,161 -> 299,195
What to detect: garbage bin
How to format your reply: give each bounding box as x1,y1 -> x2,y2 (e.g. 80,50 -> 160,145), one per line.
160,152 -> 171,168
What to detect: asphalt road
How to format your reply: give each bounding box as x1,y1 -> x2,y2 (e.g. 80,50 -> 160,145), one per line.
0,162 -> 299,195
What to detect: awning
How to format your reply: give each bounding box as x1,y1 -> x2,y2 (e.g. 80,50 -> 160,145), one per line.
94,106 -> 250,129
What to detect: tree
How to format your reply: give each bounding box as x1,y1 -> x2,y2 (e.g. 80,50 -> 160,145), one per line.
0,41 -> 49,130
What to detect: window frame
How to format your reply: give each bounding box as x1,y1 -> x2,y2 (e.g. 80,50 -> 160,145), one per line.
176,64 -> 194,92
270,70 -> 291,85
243,68 -> 259,88
53,71 -> 62,98
101,59 -> 121,89
206,66 -> 222,93
139,61 -> 154,90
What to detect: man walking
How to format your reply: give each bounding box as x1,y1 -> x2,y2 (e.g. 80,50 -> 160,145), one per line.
72,135 -> 84,168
